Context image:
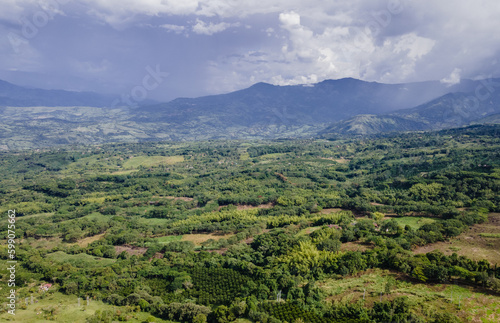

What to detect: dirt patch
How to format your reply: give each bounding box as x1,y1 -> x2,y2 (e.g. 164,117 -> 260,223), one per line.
76,233 -> 106,247
320,208 -> 343,214
413,213 -> 500,265
115,244 -> 148,256
274,172 -> 288,182
151,252 -> 164,259
340,241 -> 372,252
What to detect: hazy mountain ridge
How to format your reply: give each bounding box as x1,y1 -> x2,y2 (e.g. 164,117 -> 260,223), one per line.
321,82 -> 500,136
0,77 -> 498,149
132,78 -> 479,126
0,79 -> 122,107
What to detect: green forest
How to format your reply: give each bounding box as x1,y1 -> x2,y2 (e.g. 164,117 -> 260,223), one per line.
0,124 -> 499,322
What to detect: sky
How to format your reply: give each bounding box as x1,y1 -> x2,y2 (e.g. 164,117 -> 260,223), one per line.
1,0 -> 500,102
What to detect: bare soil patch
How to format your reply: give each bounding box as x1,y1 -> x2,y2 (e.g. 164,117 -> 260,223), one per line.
413,213 -> 500,265
340,241 -> 372,252
115,244 -> 148,256
76,233 -> 106,247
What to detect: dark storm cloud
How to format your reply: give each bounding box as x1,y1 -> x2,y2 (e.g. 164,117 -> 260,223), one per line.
1,0 -> 499,102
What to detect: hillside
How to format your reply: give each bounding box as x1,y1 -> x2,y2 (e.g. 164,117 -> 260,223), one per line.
321,82 -> 500,136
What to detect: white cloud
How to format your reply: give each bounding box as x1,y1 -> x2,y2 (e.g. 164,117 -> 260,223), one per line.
3,0 -> 500,98
440,68 -> 461,86
279,11 -> 300,28
192,19 -> 238,35
160,24 -> 186,34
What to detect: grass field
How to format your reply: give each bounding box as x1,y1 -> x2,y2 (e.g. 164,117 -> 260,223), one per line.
181,232 -> 235,246
297,226 -> 322,236
389,216 -> 436,230
0,291 -> 170,323
319,268 -> 500,323
122,155 -> 184,168
413,213 -> 500,265
146,235 -> 183,246
24,237 -> 63,250
76,233 -> 106,247
480,233 -> 500,238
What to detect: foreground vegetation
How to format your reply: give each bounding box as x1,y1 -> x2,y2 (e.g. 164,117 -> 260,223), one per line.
0,125 -> 499,322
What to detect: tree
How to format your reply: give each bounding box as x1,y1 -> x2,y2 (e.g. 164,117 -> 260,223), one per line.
371,212 -> 385,221
412,266 -> 427,282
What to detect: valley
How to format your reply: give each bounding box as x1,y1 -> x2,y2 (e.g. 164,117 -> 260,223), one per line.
0,125 -> 498,322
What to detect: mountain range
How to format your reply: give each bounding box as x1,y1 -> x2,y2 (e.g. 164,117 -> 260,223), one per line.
131,78 -> 483,126
0,77 -> 499,149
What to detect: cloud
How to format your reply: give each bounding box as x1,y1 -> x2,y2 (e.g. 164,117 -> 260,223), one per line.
192,19 -> 239,35
440,68 -> 461,86
279,11 -> 300,28
160,24 -> 186,34
2,0 -> 500,100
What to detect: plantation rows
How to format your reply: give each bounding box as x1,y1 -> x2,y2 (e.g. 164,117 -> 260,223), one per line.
189,267 -> 250,305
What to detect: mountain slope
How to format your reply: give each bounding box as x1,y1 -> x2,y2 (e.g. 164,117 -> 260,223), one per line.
471,112 -> 500,125
0,79 -> 120,107
132,78 -> 478,127
321,82 -> 500,136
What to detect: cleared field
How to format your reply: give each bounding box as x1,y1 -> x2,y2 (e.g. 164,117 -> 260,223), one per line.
319,268 -> 500,323
76,233 -> 106,247
320,208 -> 343,214
24,237 -> 63,250
122,155 -> 184,168
0,291 -> 169,323
340,241 -> 372,252
181,232 -> 235,246
297,226 -> 322,236
390,216 -> 436,230
150,235 -> 183,245
413,213 -> 500,265
114,245 -> 148,257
